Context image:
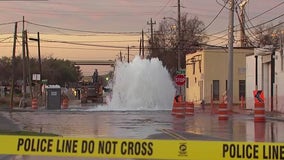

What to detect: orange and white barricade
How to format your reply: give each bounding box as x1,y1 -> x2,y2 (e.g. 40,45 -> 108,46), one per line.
218,102 -> 228,120
62,98 -> 69,109
185,102 -> 194,116
31,98 -> 38,109
254,102 -> 265,122
172,95 -> 185,118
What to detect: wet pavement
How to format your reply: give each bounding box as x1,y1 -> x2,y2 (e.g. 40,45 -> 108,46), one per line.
2,105 -> 284,142
1,105 -> 284,160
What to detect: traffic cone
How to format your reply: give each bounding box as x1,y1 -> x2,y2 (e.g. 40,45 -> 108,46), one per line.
185,102 -> 194,116
62,98 -> 69,109
254,102 -> 265,122
31,98 -> 38,109
218,102 -> 228,120
254,122 -> 265,142
172,95 -> 185,118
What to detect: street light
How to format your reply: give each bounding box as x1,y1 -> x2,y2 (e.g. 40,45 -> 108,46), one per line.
127,45 -> 136,63
118,46 -> 136,62
163,16 -> 181,71
164,14 -> 182,97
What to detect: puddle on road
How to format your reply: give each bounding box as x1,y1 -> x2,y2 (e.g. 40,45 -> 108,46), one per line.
3,110 -> 284,142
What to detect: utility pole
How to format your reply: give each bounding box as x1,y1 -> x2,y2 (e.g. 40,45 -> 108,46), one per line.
177,0 -> 181,71
119,51 -> 122,62
176,0 -> 182,97
227,0 -> 235,110
127,46 -> 130,63
142,30 -> 145,58
29,32 -> 43,96
239,0 -> 249,47
139,38 -> 142,57
22,17 -> 27,107
271,48 -> 276,111
25,30 -> 33,99
147,18 -> 156,55
280,32 -> 283,71
10,22 -> 17,110
37,32 -> 42,95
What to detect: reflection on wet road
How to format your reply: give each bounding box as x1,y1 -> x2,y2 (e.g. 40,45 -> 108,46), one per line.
9,110 -> 172,139
6,109 -> 284,142
2,108 -> 284,160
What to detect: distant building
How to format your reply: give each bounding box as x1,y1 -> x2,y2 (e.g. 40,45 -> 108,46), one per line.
246,47 -> 284,113
185,48 -> 253,104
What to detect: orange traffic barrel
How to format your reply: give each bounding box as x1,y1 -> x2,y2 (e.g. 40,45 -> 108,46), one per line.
172,102 -> 185,118
254,122 -> 265,142
62,98 -> 69,109
185,102 -> 194,116
31,98 -> 38,109
172,96 -> 185,118
218,102 -> 228,120
254,102 -> 265,122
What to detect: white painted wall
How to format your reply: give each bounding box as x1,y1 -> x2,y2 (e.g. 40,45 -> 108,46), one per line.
246,55 -> 255,110
246,50 -> 284,113
275,51 -> 284,112
246,54 -> 264,110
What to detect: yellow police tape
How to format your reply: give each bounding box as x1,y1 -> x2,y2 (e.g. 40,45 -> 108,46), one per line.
0,135 -> 284,159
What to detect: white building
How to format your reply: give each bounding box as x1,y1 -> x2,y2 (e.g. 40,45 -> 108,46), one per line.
246,47 -> 284,113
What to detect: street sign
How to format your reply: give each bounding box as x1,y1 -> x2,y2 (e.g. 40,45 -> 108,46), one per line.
176,69 -> 185,75
175,74 -> 186,86
253,90 -> 264,103
32,74 -> 41,81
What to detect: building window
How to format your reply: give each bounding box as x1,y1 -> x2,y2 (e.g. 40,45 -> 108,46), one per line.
239,80 -> 245,100
193,63 -> 195,75
199,61 -> 201,73
186,77 -> 189,88
213,80 -> 219,100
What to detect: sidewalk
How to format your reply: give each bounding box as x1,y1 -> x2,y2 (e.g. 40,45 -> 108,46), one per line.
265,111 -> 284,121
200,104 -> 284,122
231,105 -> 284,122
0,112 -> 21,133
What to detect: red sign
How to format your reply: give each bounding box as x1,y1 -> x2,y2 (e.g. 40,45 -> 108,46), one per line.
253,90 -> 264,104
175,74 -> 186,86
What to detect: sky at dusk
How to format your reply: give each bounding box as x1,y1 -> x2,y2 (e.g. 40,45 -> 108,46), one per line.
0,0 -> 283,75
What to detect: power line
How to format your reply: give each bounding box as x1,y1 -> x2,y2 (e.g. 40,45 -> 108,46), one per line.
245,14 -> 284,31
30,45 -> 140,51
202,0 -> 229,32
244,10 -> 258,38
152,0 -> 174,18
0,36 -> 13,42
206,33 -> 228,43
0,21 -> 20,26
206,1 -> 284,38
207,13 -> 284,46
26,21 -> 141,35
38,39 -> 138,49
211,22 -> 284,47
29,39 -> 140,43
142,0 -> 173,30
246,1 -> 284,23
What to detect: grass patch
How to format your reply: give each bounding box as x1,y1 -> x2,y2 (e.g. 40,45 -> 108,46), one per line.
0,96 -> 21,108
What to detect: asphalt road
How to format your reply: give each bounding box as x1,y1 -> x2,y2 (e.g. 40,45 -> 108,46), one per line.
1,105 -> 284,160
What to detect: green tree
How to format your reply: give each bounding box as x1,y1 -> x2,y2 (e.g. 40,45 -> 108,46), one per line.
41,57 -> 82,86
0,56 -> 12,82
0,56 -> 26,83
0,56 -> 82,86
147,14 -> 208,76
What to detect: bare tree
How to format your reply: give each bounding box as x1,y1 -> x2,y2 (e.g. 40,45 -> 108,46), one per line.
147,14 -> 207,77
254,23 -> 282,48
